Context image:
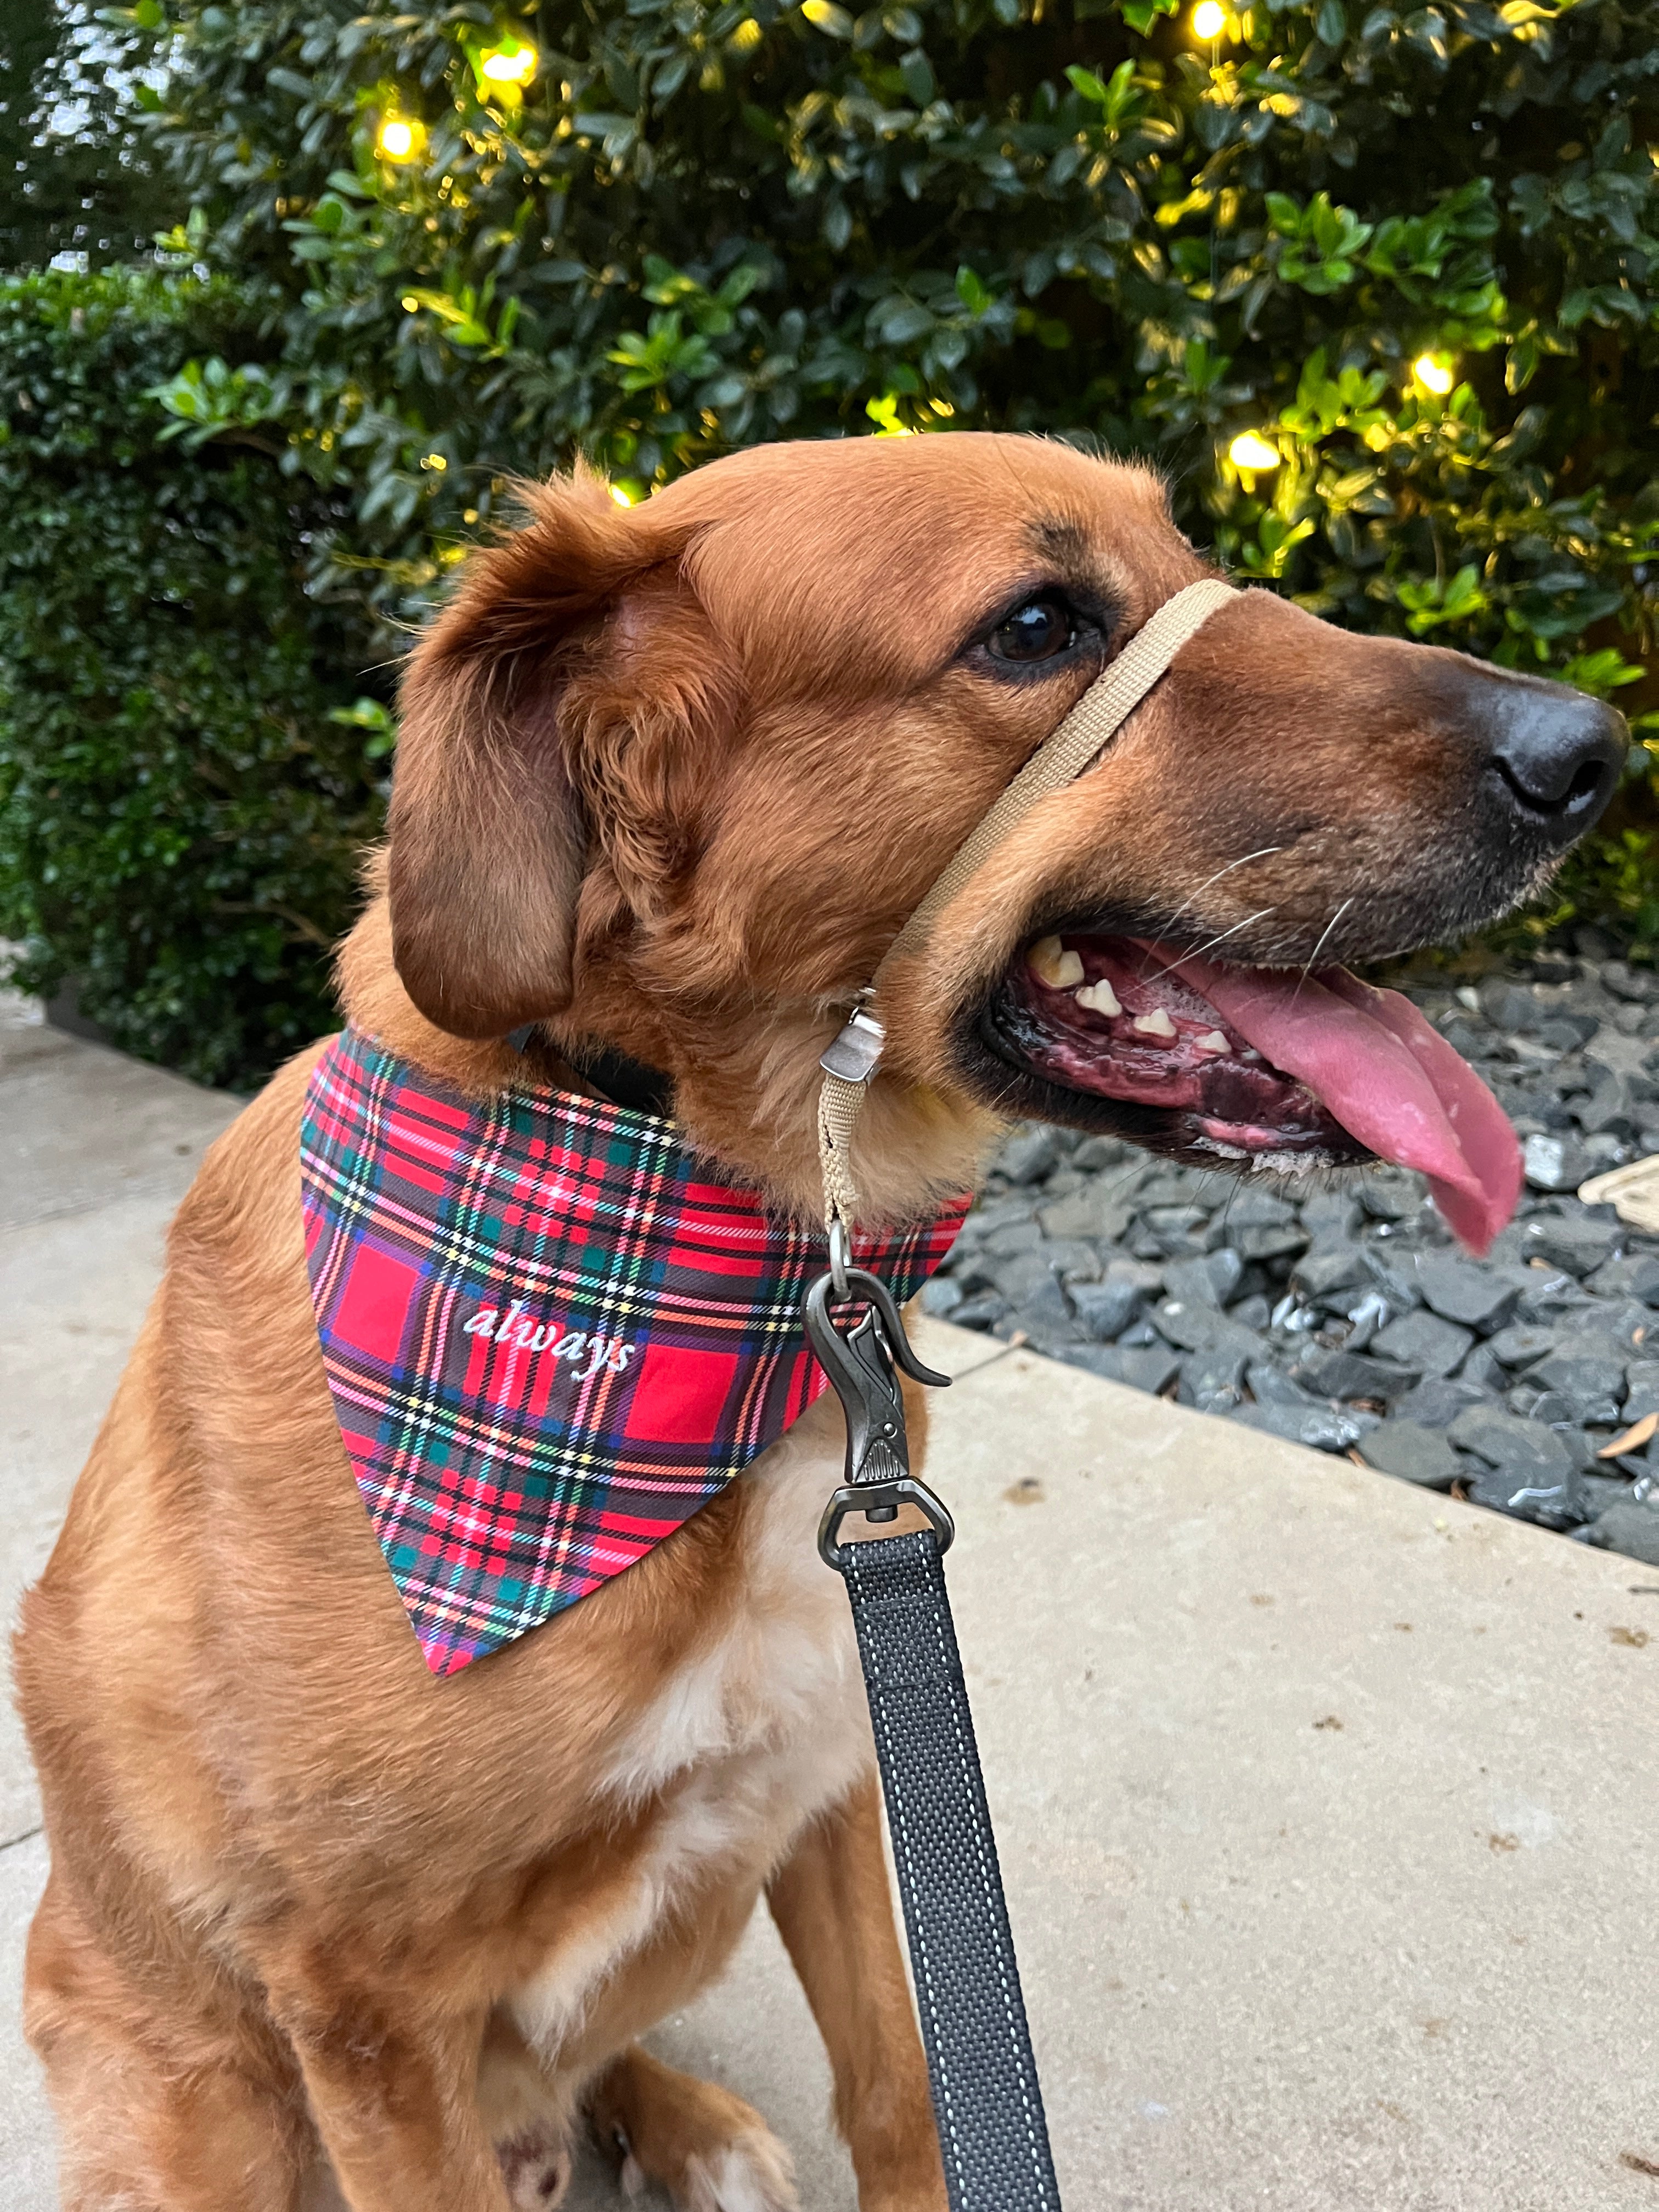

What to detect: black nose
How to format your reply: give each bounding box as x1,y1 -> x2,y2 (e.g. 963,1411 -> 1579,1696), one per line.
1484,678 -> 1626,844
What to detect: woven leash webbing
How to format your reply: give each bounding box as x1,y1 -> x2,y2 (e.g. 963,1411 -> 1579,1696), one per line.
840,1527 -> 1060,2211
816,575 -> 1237,1229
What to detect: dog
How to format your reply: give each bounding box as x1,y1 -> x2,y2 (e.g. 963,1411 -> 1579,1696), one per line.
16,432 -> 1624,2211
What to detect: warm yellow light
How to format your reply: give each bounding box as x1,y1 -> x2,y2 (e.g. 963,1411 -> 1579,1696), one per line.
481,38 -> 538,84
610,484 -> 634,507
1414,352 -> 1455,395
376,116 -> 422,161
421,452 -> 447,471
1192,1 -> 1228,38
729,16 -> 764,49
400,293 -> 420,311
1228,431 -> 1280,472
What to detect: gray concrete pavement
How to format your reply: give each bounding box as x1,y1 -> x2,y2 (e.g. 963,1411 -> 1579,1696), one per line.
4,1005 -> 1657,2209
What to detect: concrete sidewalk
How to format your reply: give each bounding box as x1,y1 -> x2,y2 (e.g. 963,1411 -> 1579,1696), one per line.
3,1001 -> 1657,2210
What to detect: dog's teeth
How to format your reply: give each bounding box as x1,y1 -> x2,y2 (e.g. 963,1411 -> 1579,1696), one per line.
1194,1030 -> 1231,1055
1028,936 -> 1084,989
1075,979 -> 1122,1018
1132,1007 -> 1177,1040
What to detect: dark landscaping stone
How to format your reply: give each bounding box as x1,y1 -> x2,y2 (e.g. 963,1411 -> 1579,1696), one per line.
1234,1401 -> 1380,1452
1178,1345 -> 1248,1413
998,1127 -> 1060,1184
1291,1347 -> 1420,1403
1012,1271 -> 1076,1344
1464,1465 -> 1578,1529
1234,1221 -> 1308,1263
1516,1214 -> 1620,1276
1357,1421 -> 1462,1491
950,1293 -> 1007,1331
1457,1343 -> 1508,1394
1299,1190 -> 1363,1245
919,1276 -> 964,1318
1393,1375 -> 1493,1427
1521,1132 -> 1592,1193
1246,1361 -> 1318,1408
1447,1404 -> 1576,1482
1583,1499 -> 1659,1567
1527,1348 -> 1627,1421
1070,1276 -> 1150,1342
1358,1172 -> 1423,1221
1412,1252 -> 1527,1331
1585,1252 -> 1659,1306
1360,1250 -> 1425,1310
1228,1293 -> 1273,1332
1620,1361 -> 1659,1423
983,1217 -> 1045,1259
1164,1248 -> 1245,1310
1151,1299 -> 1263,1358
1485,1322 -> 1561,1369
1038,1187 -> 1136,1243
1293,1245 -> 1369,1302
1372,1309 -> 1474,1377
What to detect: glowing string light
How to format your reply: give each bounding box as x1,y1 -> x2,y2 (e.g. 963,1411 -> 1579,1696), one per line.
376,116 -> 423,161
1228,431 -> 1280,472
1192,1 -> 1229,38
481,37 -> 538,85
1414,353 -> 1455,395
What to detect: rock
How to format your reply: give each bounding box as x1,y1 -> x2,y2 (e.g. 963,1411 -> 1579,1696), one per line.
1585,1251 -> 1659,1305
982,1217 -> 1045,1259
1357,1421 -> 1463,1491
1178,1345 -> 1248,1413
1037,1238 -> 1103,1283
1233,1401 -> 1380,1452
1150,1299 -> 1263,1358
951,1293 -> 1007,1331
1371,1309 -> 1475,1377
1228,1293 -> 1273,1332
1516,1214 -> 1620,1276
1600,959 -> 1657,1003
1293,1245 -> 1369,1302
1522,1132 -> 1592,1194
1392,1375 -> 1493,1428
1464,1465 -> 1577,1530
1359,1249 -> 1425,1310
1526,1348 -> 1627,1423
1070,1277 -> 1149,1342
1246,1361 -> 1318,1407
1234,1221 -> 1308,1263
1012,1271 -> 1076,1345
1299,1190 -> 1363,1245
1621,1360 -> 1659,1423
1038,1187 -> 1135,1243
997,1127 -> 1060,1184
1447,1404 -> 1576,1482
1072,1135 -> 1131,1170
1583,1499 -> 1659,1567
1358,1172 -> 1423,1222
1163,1249 -> 1244,1309
1291,1347 -> 1420,1403
1485,1322 -> 1561,1369
1059,1341 -> 1181,1396
919,1276 -> 964,1318
1458,1343 -> 1508,1394
1411,1252 -> 1527,1331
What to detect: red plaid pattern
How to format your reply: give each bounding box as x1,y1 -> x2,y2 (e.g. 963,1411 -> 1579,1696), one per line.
300,1027 -> 966,1674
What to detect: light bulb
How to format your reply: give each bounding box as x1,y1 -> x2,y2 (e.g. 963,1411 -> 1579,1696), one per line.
481,40 -> 538,84
376,116 -> 421,161
1192,2 -> 1228,38
1228,431 -> 1280,472
1414,353 -> 1455,395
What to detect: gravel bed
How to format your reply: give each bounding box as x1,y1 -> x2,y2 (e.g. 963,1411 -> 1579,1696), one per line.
926,941 -> 1659,1568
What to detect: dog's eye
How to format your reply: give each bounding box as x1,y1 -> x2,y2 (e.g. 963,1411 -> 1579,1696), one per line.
987,597 -> 1076,663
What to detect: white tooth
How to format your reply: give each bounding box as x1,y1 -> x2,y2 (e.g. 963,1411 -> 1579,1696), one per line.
1075,979 -> 1122,1017
1132,1007 -> 1177,1040
1194,1029 -> 1231,1055
1028,936 -> 1084,989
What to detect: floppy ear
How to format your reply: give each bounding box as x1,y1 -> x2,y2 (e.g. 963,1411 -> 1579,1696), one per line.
387,472 -> 651,1039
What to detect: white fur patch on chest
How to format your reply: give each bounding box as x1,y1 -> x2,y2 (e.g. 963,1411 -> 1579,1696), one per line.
511,1395 -> 871,2056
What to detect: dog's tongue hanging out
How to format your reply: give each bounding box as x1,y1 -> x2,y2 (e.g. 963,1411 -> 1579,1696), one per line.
1186,955 -> 1522,1254
1013,935 -> 1523,1255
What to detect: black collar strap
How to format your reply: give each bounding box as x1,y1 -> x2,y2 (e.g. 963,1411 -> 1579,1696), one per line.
506,1028 -> 675,1120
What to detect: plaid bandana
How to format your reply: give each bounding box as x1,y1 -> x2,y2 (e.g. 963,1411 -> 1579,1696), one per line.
300,1026 -> 966,1675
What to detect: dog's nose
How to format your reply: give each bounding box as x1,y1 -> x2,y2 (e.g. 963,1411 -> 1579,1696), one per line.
1482,677 -> 1627,844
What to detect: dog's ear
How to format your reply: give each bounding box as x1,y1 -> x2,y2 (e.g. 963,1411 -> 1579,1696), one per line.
387,471 -> 672,1039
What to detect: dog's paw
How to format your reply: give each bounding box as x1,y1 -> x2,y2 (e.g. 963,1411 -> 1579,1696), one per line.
592,2047 -> 797,2212
498,2125 -> 573,2209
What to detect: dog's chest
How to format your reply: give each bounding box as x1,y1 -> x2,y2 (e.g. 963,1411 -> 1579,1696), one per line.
511,1401 -> 870,2053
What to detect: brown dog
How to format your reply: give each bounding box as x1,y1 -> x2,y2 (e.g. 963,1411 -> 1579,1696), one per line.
16,433 -> 1623,2211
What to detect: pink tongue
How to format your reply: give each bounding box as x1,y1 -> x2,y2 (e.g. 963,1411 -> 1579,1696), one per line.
1172,953 -> 1523,1255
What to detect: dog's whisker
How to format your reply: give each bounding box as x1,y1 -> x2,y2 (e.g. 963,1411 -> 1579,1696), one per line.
1135,848 -> 1283,976
1291,899 -> 1353,1005
1143,907 -> 1278,983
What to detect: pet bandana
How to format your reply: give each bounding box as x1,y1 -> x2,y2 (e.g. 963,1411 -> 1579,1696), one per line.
300,1026 -> 966,1675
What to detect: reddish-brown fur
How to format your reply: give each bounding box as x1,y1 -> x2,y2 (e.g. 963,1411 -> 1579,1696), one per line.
17,434 -> 1560,2211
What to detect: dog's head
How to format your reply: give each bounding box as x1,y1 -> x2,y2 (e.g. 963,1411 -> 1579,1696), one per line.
383,434 -> 1624,1234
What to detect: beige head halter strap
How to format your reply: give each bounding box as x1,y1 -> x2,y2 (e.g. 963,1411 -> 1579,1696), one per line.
816,575 -> 1238,1249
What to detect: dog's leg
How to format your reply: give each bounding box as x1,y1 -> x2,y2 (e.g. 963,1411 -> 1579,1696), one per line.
25,1866 -> 309,2212
272,1983 -> 513,2212
588,2044 -> 798,2212
765,1775 -> 947,2212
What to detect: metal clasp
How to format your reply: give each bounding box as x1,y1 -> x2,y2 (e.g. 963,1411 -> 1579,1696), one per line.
802,1263 -> 952,1573
819,1003 -> 887,1084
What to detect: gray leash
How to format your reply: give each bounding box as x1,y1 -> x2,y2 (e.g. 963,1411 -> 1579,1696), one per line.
804,1266 -> 1060,2212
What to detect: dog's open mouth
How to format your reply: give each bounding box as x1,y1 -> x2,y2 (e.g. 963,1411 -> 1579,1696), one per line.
980,932 -> 1523,1253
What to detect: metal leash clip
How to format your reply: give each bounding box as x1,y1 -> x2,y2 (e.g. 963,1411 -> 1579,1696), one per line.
802,1262 -> 953,1571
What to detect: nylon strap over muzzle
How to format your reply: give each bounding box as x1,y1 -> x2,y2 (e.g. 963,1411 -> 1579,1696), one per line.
816,575 -> 1238,1238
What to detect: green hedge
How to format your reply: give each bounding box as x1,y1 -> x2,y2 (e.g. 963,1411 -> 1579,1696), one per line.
0,268 -> 387,1087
